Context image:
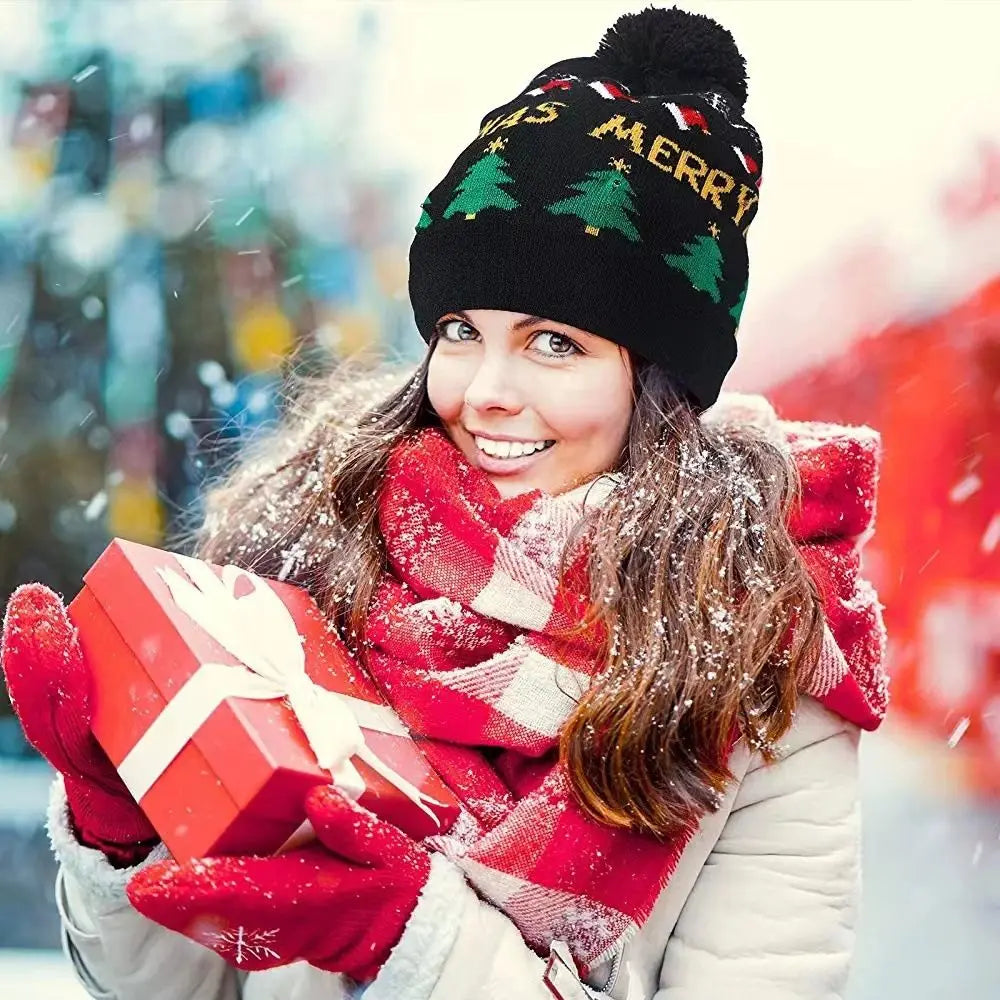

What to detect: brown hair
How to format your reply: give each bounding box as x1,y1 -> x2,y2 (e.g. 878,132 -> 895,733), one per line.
184,342 -> 823,840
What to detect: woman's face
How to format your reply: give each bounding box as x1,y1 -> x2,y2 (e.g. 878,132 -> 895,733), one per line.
426,308 -> 634,498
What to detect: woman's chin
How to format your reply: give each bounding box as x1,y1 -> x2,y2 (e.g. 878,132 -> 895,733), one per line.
489,472 -> 541,499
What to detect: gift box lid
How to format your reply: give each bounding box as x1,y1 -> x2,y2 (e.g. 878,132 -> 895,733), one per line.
79,539 -> 400,812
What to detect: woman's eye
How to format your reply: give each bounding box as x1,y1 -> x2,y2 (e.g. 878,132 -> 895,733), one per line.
438,319 -> 477,341
436,320 -> 580,357
532,331 -> 581,357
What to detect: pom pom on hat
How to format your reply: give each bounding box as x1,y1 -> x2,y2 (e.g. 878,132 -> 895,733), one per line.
595,4 -> 748,112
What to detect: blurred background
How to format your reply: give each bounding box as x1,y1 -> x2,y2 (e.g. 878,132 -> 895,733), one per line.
0,1 -> 997,997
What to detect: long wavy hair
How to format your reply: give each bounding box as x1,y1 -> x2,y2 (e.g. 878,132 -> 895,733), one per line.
184,338 -> 824,839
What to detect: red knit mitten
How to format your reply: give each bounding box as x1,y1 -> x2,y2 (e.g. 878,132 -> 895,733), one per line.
1,583 -> 159,865
127,785 -> 432,982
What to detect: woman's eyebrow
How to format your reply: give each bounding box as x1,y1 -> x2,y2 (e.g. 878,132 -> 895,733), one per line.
510,314 -> 546,330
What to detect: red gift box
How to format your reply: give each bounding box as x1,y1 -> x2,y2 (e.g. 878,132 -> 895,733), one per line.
66,538 -> 460,862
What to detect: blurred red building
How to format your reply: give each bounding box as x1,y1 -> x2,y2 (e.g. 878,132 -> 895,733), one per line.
769,276 -> 1000,794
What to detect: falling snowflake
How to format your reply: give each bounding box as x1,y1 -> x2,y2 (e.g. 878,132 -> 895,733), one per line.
947,716 -> 971,749
948,473 -> 982,503
982,513 -> 1000,555
204,925 -> 281,964
83,489 -> 108,521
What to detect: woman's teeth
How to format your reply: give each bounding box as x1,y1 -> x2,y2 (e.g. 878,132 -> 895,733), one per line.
474,436 -> 555,459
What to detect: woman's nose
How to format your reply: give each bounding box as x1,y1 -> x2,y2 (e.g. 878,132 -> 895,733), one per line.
463,357 -> 524,412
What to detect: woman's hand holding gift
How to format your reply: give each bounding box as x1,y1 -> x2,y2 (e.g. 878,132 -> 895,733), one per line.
1,584 -> 160,865
126,784 -> 433,983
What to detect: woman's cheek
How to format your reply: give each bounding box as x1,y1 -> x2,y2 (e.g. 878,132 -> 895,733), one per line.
426,358 -> 464,422
545,373 -> 627,439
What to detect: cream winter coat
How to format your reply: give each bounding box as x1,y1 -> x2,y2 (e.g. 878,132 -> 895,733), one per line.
48,694 -> 861,1000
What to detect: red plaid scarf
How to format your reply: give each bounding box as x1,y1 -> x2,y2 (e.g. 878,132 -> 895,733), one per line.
363,405 -> 889,973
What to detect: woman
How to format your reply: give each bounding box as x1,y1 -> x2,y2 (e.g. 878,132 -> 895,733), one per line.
1,8 -> 888,999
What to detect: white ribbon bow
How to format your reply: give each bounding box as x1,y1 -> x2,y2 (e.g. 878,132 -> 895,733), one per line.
117,554 -> 444,829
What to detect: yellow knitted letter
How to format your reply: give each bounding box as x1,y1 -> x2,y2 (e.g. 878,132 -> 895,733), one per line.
701,168 -> 735,210
647,134 -> 680,173
588,115 -> 645,156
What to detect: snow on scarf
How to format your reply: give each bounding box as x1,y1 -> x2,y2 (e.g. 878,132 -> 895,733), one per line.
362,394 -> 889,974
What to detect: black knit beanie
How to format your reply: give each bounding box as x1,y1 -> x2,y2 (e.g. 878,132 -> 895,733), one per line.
407,6 -> 763,412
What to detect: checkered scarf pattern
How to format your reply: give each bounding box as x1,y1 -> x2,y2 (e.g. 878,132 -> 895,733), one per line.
363,416 -> 888,973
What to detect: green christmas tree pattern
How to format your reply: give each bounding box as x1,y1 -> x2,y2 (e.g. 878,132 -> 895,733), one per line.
729,282 -> 747,324
416,197 -> 432,230
443,136 -> 520,221
546,158 -> 641,241
663,226 -> 725,303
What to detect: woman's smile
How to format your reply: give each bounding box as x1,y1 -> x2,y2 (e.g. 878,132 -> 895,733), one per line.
467,429 -> 557,476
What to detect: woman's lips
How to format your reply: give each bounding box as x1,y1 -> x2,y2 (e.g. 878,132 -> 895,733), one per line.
473,441 -> 555,475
